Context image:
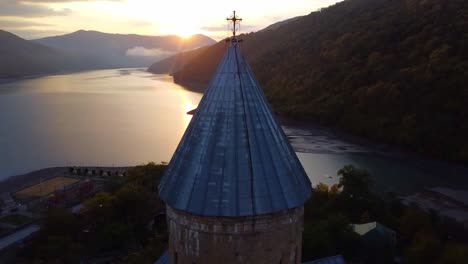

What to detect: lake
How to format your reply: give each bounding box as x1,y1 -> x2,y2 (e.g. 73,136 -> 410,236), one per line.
1,68 -> 467,194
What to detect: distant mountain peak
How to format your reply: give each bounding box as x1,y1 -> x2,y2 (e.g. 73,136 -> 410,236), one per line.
0,29 -> 75,78
32,30 -> 216,68
67,30 -> 108,37
72,29 -> 100,34
0,29 -> 22,40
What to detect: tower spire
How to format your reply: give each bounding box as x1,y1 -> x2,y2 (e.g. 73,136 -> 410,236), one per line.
158,11 -> 311,264
226,10 -> 242,37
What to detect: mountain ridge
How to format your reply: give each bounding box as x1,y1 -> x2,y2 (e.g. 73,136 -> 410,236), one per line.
0,29 -> 96,78
0,29 -> 216,78
34,30 -> 216,68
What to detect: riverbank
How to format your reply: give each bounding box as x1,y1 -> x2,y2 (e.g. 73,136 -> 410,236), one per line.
3,118 -> 468,197
2,69 -> 468,197
0,167 -> 129,195
0,71 -> 83,85
0,67 -> 146,86
179,78 -> 448,158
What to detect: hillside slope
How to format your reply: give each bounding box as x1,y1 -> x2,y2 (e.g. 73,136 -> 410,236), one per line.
147,45 -> 210,75
152,0 -> 468,161
147,17 -> 302,76
0,30 -> 93,78
35,30 -> 216,68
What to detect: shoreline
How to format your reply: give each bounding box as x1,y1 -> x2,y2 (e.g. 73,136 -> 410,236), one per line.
173,78 -> 468,166
7,68 -> 461,170
2,69 -> 468,197
0,67 -> 148,86
0,166 -> 130,195
3,117 -> 468,195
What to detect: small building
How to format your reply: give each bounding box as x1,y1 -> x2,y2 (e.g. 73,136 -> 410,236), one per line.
0,224 -> 40,254
351,222 -> 396,262
158,12 -> 312,264
352,221 -> 396,250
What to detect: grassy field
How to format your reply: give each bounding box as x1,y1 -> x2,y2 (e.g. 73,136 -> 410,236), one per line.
16,177 -> 80,198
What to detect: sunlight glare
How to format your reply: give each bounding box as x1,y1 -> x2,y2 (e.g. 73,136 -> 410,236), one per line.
29,0 -> 345,40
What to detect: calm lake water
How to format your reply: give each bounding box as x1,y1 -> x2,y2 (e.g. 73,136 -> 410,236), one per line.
1,68 -> 467,194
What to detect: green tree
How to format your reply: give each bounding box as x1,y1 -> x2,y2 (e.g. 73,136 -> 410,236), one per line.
42,208 -> 80,237
338,165 -> 373,198
302,214 -> 357,261
93,222 -> 131,252
83,192 -> 117,226
115,185 -> 155,243
18,208 -> 83,264
336,165 -> 375,221
437,244 -> 468,264
124,162 -> 167,191
405,232 -> 442,264
398,208 -> 433,240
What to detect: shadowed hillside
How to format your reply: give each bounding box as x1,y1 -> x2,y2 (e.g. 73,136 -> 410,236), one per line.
147,16 -> 302,78
149,0 -> 468,161
0,30 -> 95,78
35,30 -> 216,68
147,45 -> 210,77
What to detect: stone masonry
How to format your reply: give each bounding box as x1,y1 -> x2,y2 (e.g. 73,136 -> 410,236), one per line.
166,206 -> 304,264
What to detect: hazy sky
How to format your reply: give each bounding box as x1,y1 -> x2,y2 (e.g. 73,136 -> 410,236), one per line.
0,0 -> 343,40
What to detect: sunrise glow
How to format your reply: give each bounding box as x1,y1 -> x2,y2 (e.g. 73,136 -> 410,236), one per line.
0,0 -> 344,39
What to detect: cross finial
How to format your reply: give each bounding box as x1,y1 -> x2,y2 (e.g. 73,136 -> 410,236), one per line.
226,10 -> 242,37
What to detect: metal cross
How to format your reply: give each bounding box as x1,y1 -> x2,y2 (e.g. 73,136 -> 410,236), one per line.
226,11 -> 242,37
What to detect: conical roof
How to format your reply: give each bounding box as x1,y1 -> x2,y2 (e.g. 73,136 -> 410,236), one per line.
158,41 -> 312,217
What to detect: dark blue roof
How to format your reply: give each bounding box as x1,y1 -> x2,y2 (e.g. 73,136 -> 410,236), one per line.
153,250 -> 168,264
158,41 -> 312,217
303,255 -> 346,264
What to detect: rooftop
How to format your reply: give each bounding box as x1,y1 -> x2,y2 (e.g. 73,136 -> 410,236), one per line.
352,222 -> 395,237
0,224 -> 40,252
303,255 -> 346,264
158,40 -> 312,217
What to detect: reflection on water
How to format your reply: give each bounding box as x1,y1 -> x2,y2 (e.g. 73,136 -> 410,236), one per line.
286,124 -> 468,194
1,68 -> 467,194
297,153 -> 468,195
0,69 -> 202,179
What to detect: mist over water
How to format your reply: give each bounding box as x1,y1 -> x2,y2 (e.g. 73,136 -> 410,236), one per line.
1,69 -> 467,194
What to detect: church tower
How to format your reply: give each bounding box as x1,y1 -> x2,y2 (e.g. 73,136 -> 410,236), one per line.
158,12 -> 312,264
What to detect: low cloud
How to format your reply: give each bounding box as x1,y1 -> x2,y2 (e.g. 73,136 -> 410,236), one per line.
125,47 -> 175,58
0,19 -> 50,28
200,25 -> 229,32
201,24 -> 259,33
5,28 -> 68,39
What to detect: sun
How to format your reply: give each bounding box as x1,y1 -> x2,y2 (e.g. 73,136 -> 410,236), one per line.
163,24 -> 200,38
177,29 -> 197,38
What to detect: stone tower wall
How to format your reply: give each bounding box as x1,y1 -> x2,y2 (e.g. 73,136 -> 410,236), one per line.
166,206 -> 304,264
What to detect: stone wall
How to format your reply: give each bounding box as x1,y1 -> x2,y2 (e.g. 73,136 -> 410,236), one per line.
166,206 -> 304,264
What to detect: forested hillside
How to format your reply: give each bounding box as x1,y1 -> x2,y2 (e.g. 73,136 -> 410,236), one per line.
152,0 -> 468,161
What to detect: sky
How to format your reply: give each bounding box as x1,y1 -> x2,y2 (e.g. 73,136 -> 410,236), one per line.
0,0 -> 343,40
